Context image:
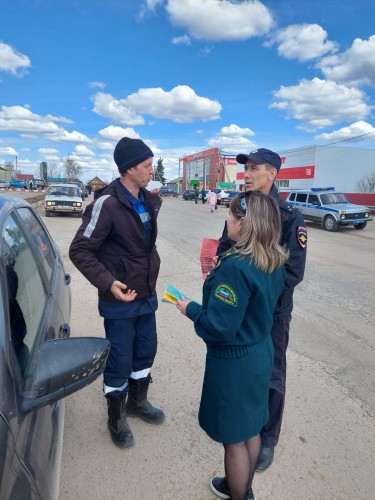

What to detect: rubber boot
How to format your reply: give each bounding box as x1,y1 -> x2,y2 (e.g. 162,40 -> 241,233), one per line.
126,375 -> 165,424
106,394 -> 134,448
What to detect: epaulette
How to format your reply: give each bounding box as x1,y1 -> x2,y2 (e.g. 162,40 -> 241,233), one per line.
278,198 -> 296,213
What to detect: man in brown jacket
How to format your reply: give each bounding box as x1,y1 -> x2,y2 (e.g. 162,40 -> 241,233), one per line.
69,137 -> 164,449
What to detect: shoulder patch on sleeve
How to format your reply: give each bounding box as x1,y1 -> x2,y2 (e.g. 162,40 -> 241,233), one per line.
297,226 -> 307,248
214,284 -> 237,307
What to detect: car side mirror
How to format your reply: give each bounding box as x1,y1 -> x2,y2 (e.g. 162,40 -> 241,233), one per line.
21,337 -> 110,413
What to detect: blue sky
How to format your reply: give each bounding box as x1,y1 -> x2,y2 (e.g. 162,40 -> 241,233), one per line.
1,0 -> 375,183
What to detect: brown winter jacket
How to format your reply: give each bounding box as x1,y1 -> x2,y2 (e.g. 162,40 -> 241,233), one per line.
69,179 -> 162,302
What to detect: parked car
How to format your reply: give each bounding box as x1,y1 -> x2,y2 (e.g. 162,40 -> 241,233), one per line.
286,187 -> 373,231
9,180 -> 24,188
217,190 -> 238,205
182,189 -> 196,200
66,181 -> 86,200
0,179 -> 10,188
45,184 -> 84,218
159,187 -> 179,197
34,179 -> 47,189
0,194 -> 110,500
221,191 -> 241,207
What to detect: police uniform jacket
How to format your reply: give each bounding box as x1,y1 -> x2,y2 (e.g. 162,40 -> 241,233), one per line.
69,179 -> 162,302
217,185 -> 307,319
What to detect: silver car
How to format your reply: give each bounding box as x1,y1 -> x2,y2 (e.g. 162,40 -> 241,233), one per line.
286,187 -> 373,231
45,184 -> 83,218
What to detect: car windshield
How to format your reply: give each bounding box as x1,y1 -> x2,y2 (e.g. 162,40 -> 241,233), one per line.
320,193 -> 349,204
49,186 -> 79,197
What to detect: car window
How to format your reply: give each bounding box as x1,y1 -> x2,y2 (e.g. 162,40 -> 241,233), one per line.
49,186 -> 62,194
2,213 -> 48,380
288,192 -> 296,201
320,192 -> 349,204
17,207 -> 55,282
308,194 -> 320,205
296,193 -> 307,202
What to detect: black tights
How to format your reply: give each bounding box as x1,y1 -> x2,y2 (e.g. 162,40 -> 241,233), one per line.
224,434 -> 261,500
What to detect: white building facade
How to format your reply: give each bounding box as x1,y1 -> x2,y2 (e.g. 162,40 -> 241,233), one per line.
236,145 -> 375,193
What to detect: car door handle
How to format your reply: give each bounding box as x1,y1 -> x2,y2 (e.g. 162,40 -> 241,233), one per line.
65,273 -> 71,285
59,323 -> 70,338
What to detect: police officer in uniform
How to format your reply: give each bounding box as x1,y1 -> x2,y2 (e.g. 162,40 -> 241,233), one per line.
217,148 -> 307,472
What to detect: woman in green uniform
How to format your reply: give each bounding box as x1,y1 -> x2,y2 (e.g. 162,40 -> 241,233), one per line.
176,191 -> 288,500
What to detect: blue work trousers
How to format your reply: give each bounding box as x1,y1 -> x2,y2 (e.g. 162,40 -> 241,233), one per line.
260,315 -> 291,447
103,313 -> 157,396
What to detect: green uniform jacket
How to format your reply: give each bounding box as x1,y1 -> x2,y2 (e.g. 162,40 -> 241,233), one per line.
186,252 -> 285,444
186,252 -> 285,347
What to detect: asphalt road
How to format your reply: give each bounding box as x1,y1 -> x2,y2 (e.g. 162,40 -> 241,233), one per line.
17,192 -> 375,499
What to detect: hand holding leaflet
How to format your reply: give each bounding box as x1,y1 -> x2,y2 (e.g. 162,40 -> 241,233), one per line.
162,284 -> 193,304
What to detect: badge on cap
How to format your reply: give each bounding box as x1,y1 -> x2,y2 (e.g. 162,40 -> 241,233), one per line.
214,284 -> 237,307
297,226 -> 307,248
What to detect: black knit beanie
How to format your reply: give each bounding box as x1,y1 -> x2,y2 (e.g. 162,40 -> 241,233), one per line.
114,137 -> 154,174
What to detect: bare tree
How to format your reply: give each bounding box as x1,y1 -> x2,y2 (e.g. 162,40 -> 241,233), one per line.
5,162 -> 15,177
64,158 -> 82,180
48,163 -> 59,179
356,172 -> 375,193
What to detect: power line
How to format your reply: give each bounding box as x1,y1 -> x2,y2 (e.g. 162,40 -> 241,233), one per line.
279,129 -> 375,155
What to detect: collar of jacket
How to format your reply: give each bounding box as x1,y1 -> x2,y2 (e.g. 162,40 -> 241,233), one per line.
95,179 -> 162,212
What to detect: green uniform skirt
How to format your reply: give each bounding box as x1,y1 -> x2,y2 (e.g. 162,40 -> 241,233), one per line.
198,337 -> 273,444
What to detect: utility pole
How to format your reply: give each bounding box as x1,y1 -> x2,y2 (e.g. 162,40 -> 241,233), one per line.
178,158 -> 181,193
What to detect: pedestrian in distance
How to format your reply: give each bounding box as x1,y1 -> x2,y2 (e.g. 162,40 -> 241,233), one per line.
217,148 -> 307,473
69,136 -> 165,449
201,188 -> 206,204
194,187 -> 199,204
208,190 -> 217,212
176,191 -> 289,500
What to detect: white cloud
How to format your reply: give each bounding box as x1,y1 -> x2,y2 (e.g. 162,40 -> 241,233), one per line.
315,121 -> 375,142
93,85 -> 221,124
266,24 -> 338,62
270,78 -> 372,131
47,129 -> 92,144
73,145 -> 95,156
0,146 -> 17,156
128,85 -> 221,122
38,148 -> 59,155
172,35 -> 191,45
89,81 -> 106,89
146,0 -> 164,10
220,124 -> 254,137
98,126 -> 141,141
0,41 -> 31,76
0,105 -> 74,136
92,93 -> 145,126
316,35 -> 375,86
166,0 -> 274,41
208,123 -> 256,152
97,141 -> 115,150
0,115 -> 59,134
